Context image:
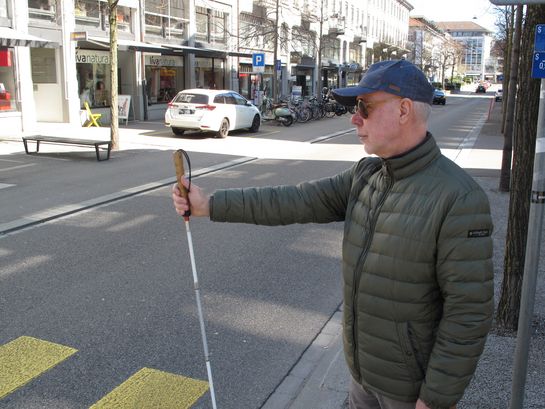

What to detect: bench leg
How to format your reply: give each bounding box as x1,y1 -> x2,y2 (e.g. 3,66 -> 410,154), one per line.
23,140 -> 40,154
95,143 -> 112,161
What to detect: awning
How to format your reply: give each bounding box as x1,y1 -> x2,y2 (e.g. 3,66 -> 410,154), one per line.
161,44 -> 226,58
161,44 -> 251,58
0,27 -> 55,48
81,36 -> 166,52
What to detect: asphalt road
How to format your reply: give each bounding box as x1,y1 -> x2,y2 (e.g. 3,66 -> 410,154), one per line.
0,92 -> 493,408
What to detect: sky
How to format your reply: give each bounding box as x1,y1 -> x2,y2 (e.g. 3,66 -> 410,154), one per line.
408,0 -> 499,32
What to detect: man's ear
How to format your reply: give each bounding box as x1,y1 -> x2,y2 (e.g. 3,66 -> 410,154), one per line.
399,98 -> 412,124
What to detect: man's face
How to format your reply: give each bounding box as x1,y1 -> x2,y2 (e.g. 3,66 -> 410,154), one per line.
351,91 -> 403,158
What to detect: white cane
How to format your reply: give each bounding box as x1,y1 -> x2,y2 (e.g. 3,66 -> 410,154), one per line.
173,149 -> 218,409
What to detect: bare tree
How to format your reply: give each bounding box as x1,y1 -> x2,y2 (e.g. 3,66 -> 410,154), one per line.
108,0 -> 119,150
496,4 -> 545,331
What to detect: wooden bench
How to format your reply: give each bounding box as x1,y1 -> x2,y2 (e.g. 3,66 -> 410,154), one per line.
22,136 -> 112,161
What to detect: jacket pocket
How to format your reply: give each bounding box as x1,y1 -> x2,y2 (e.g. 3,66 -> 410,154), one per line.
396,321 -> 425,383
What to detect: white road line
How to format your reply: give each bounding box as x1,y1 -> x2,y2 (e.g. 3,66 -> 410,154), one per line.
0,163 -> 35,172
0,183 -> 15,190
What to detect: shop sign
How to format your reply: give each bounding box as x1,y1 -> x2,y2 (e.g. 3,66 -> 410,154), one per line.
76,49 -> 110,65
70,31 -> 87,41
145,55 -> 183,67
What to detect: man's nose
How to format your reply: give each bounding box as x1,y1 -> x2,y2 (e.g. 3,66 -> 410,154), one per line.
351,113 -> 364,125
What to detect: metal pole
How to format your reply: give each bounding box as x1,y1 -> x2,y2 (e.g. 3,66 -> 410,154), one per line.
509,78 -> 545,409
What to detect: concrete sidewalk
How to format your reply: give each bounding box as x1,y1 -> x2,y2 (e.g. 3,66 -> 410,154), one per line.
265,101 -> 545,409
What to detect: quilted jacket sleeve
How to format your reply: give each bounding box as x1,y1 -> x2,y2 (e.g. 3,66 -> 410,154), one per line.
419,187 -> 494,409
209,167 -> 354,225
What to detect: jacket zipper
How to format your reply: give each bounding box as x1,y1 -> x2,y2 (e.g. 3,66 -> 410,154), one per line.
351,161 -> 394,380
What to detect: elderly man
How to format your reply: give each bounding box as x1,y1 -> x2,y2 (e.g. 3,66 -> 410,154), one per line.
172,60 -> 493,409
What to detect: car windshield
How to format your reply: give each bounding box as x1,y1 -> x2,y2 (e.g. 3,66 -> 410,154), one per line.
174,93 -> 209,104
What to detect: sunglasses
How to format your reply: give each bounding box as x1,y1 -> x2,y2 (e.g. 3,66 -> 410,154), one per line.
356,97 -> 401,119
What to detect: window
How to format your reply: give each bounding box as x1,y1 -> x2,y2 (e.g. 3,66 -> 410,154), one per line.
76,49 -> 111,109
31,48 -> 56,84
145,55 -> 184,104
29,0 -> 57,22
145,0 -> 185,39
196,7 -> 226,44
233,93 -> 247,105
0,48 -> 17,112
0,0 -> 8,18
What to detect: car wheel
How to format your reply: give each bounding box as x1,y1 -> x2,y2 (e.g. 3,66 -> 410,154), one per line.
442,101 -> 446,105
172,127 -> 185,136
249,114 -> 260,132
216,118 -> 229,138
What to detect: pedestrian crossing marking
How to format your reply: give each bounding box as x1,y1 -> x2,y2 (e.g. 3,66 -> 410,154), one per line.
89,367 -> 209,409
0,336 -> 78,399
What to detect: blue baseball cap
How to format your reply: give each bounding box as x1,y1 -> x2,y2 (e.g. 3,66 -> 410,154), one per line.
331,59 -> 434,106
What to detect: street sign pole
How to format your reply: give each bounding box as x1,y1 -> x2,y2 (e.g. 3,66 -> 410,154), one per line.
509,25 -> 545,409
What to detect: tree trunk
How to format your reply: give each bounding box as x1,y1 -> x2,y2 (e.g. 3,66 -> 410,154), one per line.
501,6 -> 514,134
498,5 -> 522,192
496,4 -> 545,331
109,0 -> 119,150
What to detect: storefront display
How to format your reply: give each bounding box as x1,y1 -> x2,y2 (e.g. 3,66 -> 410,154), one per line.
144,54 -> 183,104
195,57 -> 224,90
75,49 -> 111,108
0,48 -> 16,111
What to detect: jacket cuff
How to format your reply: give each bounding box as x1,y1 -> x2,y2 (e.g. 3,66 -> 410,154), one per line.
419,388 -> 458,409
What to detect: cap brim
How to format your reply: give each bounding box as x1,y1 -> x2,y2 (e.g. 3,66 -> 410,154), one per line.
331,86 -> 376,106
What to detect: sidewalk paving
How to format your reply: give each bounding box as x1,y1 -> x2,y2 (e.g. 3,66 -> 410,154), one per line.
266,101 -> 545,409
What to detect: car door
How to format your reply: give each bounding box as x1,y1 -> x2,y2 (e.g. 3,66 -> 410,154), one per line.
231,92 -> 253,128
216,93 -> 236,130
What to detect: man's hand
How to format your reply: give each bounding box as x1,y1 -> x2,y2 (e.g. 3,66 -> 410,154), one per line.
416,399 -> 431,409
172,178 -> 211,217
416,399 -> 456,409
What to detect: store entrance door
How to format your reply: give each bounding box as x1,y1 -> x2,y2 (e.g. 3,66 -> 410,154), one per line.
31,48 -> 63,122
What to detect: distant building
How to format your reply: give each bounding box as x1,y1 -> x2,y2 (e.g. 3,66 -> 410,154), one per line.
408,16 -> 449,84
436,21 -> 493,82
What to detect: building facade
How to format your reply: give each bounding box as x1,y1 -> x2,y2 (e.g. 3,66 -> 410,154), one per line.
408,16 -> 449,84
0,0 -> 413,134
436,21 -> 493,82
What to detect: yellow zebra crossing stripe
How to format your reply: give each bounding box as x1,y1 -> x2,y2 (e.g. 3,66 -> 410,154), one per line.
89,367 -> 209,409
0,336 -> 78,399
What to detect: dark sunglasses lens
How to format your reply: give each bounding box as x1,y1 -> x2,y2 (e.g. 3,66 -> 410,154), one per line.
357,100 -> 368,118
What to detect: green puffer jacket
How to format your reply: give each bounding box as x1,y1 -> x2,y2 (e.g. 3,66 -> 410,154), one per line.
210,134 -> 494,409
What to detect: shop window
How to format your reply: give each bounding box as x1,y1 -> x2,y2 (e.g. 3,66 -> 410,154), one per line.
76,51 -> 111,109
30,48 -> 57,84
29,0 -> 57,22
145,62 -> 184,105
194,57 -> 224,90
0,48 -> 17,112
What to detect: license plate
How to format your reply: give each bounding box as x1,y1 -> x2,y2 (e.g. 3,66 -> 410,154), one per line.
179,109 -> 193,115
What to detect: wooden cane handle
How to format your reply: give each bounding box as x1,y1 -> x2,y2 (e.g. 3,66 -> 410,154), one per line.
173,150 -> 188,200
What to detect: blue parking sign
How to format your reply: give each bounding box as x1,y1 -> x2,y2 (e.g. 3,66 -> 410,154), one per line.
252,53 -> 265,73
252,53 -> 265,67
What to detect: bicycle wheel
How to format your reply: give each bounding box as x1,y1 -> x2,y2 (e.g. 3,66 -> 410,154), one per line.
299,107 -> 311,123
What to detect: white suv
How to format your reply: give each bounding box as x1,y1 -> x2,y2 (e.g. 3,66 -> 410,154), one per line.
165,89 -> 261,138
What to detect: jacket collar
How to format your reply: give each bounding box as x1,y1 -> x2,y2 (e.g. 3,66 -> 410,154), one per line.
381,132 -> 441,180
